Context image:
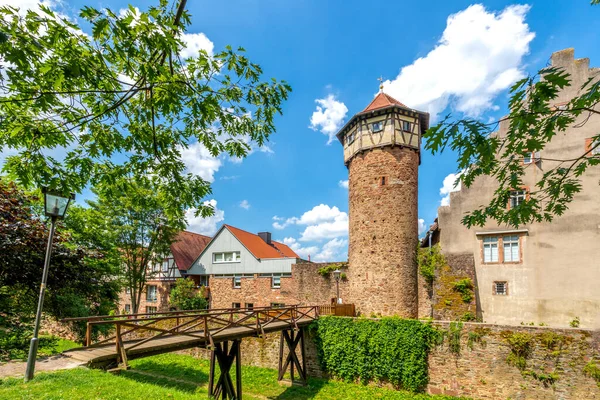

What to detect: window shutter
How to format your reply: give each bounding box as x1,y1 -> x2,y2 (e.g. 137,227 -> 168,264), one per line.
534,151 -> 541,163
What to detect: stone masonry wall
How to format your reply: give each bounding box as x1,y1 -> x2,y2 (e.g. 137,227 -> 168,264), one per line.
347,146 -> 419,317
291,262 -> 349,305
118,279 -> 173,313
188,319 -> 599,400
432,253 -> 477,321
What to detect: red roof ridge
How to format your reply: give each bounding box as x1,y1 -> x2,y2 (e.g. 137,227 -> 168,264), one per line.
362,91 -> 407,112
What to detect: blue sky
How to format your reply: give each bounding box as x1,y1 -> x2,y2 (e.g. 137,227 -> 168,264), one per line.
3,0 -> 600,261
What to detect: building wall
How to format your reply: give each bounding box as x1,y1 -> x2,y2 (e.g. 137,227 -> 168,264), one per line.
208,262 -> 348,309
347,146 -> 419,317
119,279 -> 174,314
438,48 -> 600,328
188,228 -> 296,275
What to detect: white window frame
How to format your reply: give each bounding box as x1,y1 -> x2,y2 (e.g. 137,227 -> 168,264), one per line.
509,190 -> 526,208
213,251 -> 241,263
162,258 -> 170,272
146,306 -> 157,314
483,236 -> 499,263
233,276 -> 242,288
272,275 -> 281,289
494,281 -> 508,296
146,285 -> 157,302
523,152 -> 533,164
124,304 -> 131,313
503,235 -> 520,263
371,122 -> 383,132
126,287 -> 131,295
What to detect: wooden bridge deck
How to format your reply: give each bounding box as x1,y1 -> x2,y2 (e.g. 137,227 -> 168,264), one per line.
63,317 -> 314,365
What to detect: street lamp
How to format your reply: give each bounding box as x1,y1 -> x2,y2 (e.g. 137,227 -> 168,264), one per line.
333,269 -> 341,304
24,187 -> 75,382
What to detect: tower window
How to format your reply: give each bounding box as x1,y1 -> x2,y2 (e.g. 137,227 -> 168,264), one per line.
380,177 -> 386,186
402,121 -> 412,132
346,131 -> 356,145
372,122 -> 383,132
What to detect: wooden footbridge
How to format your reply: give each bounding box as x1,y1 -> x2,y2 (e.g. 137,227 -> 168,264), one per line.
61,304 -> 354,399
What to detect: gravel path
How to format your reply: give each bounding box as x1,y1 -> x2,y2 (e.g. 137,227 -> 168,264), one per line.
0,355 -> 85,378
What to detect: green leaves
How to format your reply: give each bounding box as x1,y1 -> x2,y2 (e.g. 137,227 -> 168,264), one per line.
0,1 -> 291,218
311,316 -> 440,392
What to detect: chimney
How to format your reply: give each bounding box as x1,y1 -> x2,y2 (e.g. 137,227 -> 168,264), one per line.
258,232 -> 272,245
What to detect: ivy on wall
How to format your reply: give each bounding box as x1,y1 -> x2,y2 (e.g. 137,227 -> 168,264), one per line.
417,244 -> 445,284
310,316 -> 440,392
317,262 -> 348,279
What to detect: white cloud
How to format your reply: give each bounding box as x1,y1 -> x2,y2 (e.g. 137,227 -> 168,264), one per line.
297,204 -> 345,226
185,199 -> 224,236
312,238 -> 348,262
440,171 -> 463,206
178,141 -> 222,183
239,200 -> 250,210
383,4 -> 534,120
272,204 -> 349,241
418,218 -> 427,235
309,94 -> 348,144
282,237 -> 319,260
2,0 -> 55,15
180,32 -> 215,59
338,180 -> 348,189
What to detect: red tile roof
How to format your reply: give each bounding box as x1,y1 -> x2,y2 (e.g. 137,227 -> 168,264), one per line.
171,231 -> 212,271
362,92 -> 407,112
225,225 -> 299,259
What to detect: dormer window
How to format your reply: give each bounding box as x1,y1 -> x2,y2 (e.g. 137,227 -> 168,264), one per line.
371,122 -> 383,132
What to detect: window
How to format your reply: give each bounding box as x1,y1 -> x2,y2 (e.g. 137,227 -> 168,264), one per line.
503,235 -> 520,262
213,252 -> 241,263
162,259 -> 170,272
493,281 -> 508,296
233,276 -> 242,288
523,152 -> 533,164
380,176 -> 386,186
124,304 -> 131,313
126,287 -> 131,295
483,236 -> 499,263
402,120 -> 412,132
245,303 -> 254,310
199,275 -> 209,287
271,302 -> 285,308
232,302 -> 241,309
272,275 -> 281,289
146,285 -> 157,302
346,131 -> 356,145
372,122 -> 383,132
509,190 -> 526,208
591,138 -> 600,155
146,306 -> 157,314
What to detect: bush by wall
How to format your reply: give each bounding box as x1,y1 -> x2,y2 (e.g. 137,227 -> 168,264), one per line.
310,316 -> 440,392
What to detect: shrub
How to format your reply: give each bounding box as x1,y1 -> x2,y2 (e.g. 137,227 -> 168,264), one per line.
452,278 -> 474,303
417,244 -> 445,284
570,317 -> 580,328
503,331 -> 534,370
169,278 -> 208,311
310,316 -> 440,392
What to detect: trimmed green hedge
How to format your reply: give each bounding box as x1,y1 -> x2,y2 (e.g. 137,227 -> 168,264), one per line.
310,316 -> 440,392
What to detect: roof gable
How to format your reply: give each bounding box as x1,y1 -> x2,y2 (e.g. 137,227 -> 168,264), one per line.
171,231 -> 212,271
362,92 -> 407,112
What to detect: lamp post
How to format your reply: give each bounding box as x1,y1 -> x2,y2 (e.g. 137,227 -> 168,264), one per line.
333,269 -> 341,304
24,188 -> 74,382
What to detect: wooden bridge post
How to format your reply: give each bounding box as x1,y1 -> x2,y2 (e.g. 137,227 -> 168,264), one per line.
208,339 -> 242,400
278,327 -> 307,386
86,322 -> 92,346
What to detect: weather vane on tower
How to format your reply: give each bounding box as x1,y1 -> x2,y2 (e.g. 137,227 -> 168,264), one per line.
378,76 -> 384,92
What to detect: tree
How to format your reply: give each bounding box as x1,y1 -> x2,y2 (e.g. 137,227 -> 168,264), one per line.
169,278 -> 208,311
84,177 -> 180,314
424,3 -> 599,228
0,179 -> 120,353
0,0 -> 291,218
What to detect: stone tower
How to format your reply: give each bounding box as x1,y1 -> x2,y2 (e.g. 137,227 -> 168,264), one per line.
336,90 -> 429,317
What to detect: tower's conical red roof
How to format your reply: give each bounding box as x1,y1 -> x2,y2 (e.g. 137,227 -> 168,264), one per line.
362,92 -> 407,112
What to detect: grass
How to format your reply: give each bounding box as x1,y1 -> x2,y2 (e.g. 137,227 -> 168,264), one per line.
0,353 -> 467,399
1,336 -> 81,362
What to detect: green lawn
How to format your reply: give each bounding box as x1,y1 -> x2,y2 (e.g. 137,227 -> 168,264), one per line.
1,336 -> 81,362
0,353 -> 466,399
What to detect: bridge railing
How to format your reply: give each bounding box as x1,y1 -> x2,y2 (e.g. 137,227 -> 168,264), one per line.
61,305 -> 320,365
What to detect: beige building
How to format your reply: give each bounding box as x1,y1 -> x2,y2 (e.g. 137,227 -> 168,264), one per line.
432,48 -> 600,328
